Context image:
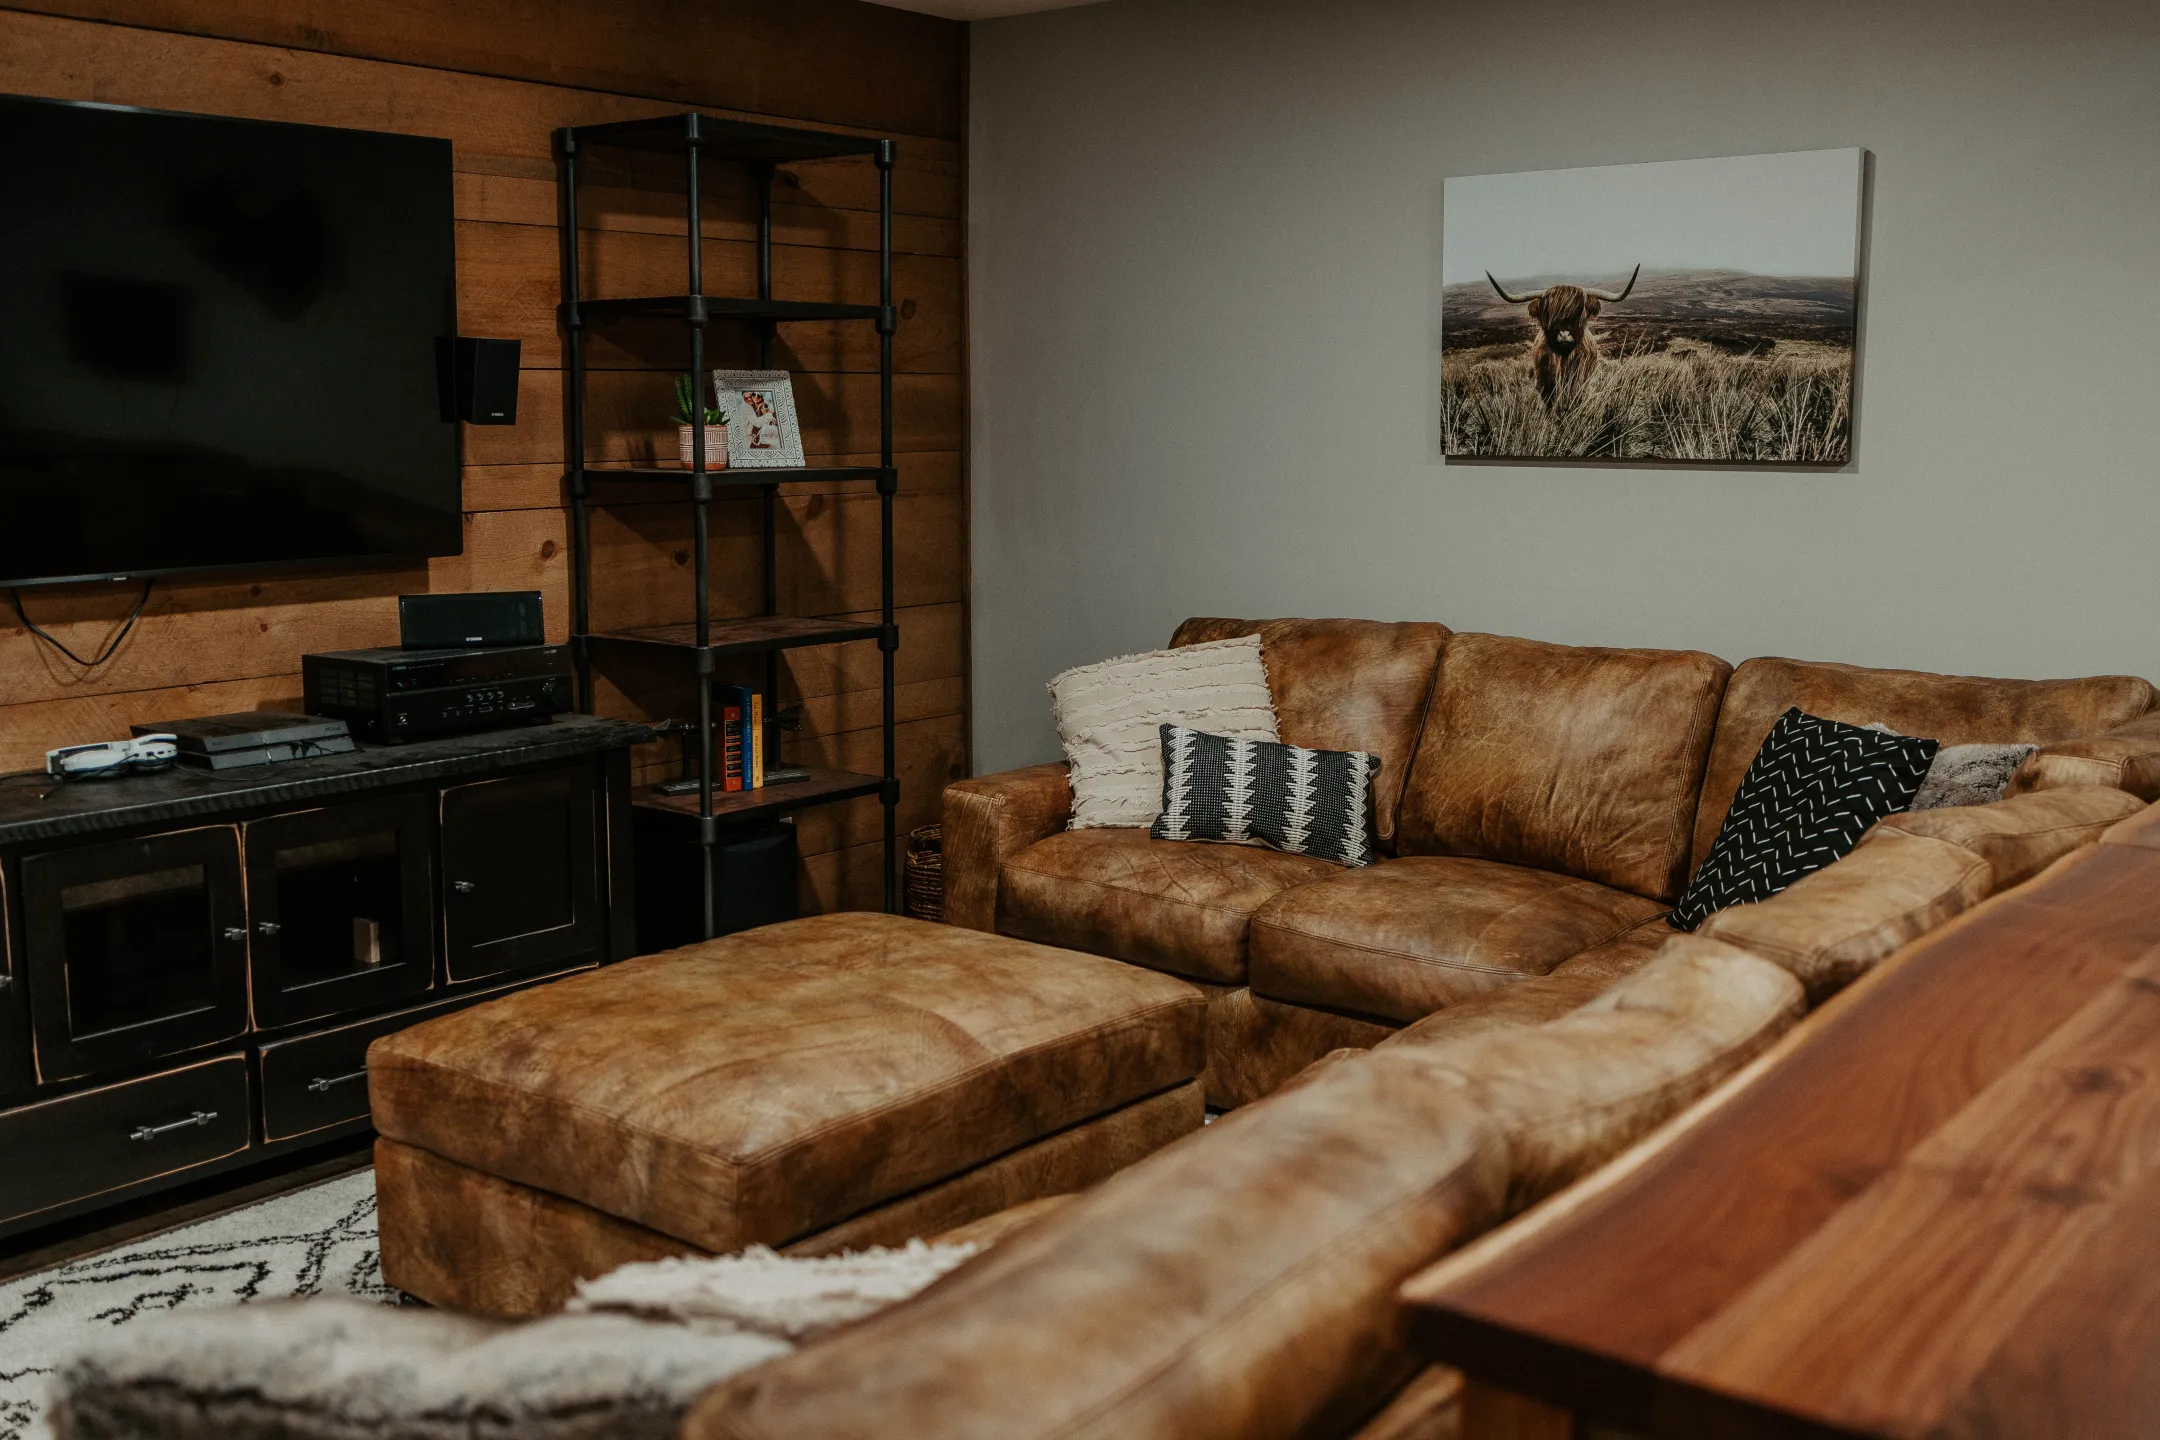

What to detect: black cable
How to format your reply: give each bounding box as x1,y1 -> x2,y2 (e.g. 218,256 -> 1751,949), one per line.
10,580 -> 153,668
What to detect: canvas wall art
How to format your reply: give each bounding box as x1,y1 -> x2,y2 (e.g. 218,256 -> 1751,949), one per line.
1442,148 -> 1864,463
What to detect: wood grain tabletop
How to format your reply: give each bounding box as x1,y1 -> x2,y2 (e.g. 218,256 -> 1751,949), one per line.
1401,802 -> 2160,1440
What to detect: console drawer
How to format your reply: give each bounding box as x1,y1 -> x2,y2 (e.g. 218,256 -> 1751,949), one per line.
0,1056 -> 251,1229
259,976 -> 583,1143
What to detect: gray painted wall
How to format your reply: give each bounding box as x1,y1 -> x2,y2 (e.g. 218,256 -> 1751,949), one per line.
967,0 -> 2160,772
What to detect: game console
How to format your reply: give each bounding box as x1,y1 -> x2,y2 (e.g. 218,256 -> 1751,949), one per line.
131,712 -> 356,771
46,734 -> 178,780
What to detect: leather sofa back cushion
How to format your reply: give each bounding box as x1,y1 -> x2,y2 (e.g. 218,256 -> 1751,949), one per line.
1697,827 -> 1991,1002
1394,633 -> 1731,902
1692,658 -> 2156,873
1873,785 -> 2146,892
1172,618 -> 1448,851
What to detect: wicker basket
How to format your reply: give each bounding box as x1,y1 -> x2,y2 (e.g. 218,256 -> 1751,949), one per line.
904,824 -> 944,923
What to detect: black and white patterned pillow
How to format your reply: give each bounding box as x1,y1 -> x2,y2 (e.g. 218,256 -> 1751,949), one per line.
1668,707 -> 1938,931
1151,725 -> 1382,867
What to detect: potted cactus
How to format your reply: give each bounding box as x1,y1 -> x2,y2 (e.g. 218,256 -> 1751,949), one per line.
674,375 -> 730,470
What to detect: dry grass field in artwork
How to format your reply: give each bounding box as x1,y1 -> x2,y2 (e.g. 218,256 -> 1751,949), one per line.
1440,268 -> 1857,463
1442,337 -> 1852,463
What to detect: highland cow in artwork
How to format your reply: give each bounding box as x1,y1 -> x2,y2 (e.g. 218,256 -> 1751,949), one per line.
1442,149 -> 1865,463
1486,263 -> 1640,407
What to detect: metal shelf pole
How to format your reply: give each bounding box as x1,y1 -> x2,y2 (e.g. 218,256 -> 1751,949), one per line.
877,141 -> 898,914
685,118 -> 717,940
558,129 -> 592,711
758,165 -> 780,781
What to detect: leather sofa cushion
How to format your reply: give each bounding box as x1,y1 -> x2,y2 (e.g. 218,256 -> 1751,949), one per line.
2012,712 -> 2160,803
1249,855 -> 1666,1024
367,913 -> 1206,1255
1872,785 -> 2145,891
1691,658 -> 2156,875
2104,801 -> 2160,851
1395,633 -> 1730,902
1172,617 -> 1448,851
686,938 -> 1800,1440
1000,828 -> 1342,984
1376,915 -> 1673,1052
1698,828 -> 1991,1002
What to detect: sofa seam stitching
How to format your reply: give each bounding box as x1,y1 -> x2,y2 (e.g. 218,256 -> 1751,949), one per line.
1003,860 -> 1312,920
1249,918 -> 1536,977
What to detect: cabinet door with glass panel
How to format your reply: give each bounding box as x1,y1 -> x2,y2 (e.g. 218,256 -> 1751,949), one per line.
21,827 -> 248,1083
243,795 -> 435,1028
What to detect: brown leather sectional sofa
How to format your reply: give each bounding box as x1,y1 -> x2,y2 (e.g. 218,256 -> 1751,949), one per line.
942,618 -> 2160,1106
680,620 -> 2160,1440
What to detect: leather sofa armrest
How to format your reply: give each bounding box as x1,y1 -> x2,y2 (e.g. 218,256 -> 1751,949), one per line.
942,763 -> 1073,932
2010,712 -> 2160,802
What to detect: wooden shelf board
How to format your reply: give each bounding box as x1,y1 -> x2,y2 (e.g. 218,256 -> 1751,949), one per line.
632,768 -> 882,823
580,464 -> 890,488
586,617 -> 882,659
574,294 -> 883,324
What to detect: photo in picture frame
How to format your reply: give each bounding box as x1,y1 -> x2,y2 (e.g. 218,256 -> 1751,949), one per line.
710,369 -> 806,468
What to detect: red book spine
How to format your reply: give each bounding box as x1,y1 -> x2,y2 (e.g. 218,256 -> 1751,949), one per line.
721,703 -> 745,792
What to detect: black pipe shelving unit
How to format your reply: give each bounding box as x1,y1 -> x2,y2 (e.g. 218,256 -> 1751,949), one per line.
556,113 -> 900,936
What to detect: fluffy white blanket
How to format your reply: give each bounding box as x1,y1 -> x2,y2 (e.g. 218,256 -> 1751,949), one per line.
52,1241 -> 979,1440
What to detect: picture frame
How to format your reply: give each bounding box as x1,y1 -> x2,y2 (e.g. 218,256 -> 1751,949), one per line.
710,369 -> 806,468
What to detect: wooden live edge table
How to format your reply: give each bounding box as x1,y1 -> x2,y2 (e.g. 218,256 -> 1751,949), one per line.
1401,802 -> 2160,1440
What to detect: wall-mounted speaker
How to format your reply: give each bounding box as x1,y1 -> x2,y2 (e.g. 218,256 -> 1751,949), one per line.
399,591 -> 545,650
434,337 -> 521,425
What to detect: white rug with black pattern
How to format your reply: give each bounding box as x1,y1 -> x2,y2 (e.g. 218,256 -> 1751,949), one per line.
0,1169 -> 388,1440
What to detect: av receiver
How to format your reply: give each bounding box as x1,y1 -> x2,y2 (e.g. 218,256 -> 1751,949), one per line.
302,644 -> 573,744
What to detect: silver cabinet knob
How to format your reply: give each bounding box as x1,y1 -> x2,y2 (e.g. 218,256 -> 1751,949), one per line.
222,926 -> 247,942
257,921 -> 282,936
0,974 -> 13,992
453,880 -> 476,894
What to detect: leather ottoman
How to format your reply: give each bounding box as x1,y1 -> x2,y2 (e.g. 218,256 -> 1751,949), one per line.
367,912 -> 1208,1316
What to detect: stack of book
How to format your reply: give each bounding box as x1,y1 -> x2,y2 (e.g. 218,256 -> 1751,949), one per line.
715,682 -> 765,792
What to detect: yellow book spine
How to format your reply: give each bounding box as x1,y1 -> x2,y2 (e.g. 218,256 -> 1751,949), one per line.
750,691 -> 765,788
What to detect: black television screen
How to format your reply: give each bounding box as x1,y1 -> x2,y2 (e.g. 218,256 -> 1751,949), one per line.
0,94 -> 460,588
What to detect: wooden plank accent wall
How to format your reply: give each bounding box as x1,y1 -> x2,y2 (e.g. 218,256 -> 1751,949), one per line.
0,2 -> 969,915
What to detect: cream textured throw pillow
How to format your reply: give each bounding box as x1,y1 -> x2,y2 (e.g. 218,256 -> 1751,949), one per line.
1051,635 -> 1279,829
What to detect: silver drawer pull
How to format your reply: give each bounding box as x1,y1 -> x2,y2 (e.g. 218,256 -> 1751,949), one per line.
131,1110 -> 217,1142
222,927 -> 247,942
452,880 -> 476,894
0,974 -> 13,992
306,1069 -> 369,1094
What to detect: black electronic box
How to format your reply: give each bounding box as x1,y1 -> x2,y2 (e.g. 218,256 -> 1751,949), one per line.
302,644 -> 573,744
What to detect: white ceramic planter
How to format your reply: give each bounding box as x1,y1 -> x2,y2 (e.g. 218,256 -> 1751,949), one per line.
678,423 -> 729,470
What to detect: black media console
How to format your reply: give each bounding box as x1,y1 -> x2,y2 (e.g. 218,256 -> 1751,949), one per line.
0,715 -> 650,1243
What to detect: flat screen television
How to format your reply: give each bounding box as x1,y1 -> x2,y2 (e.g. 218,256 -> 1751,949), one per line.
0,93 -> 460,588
